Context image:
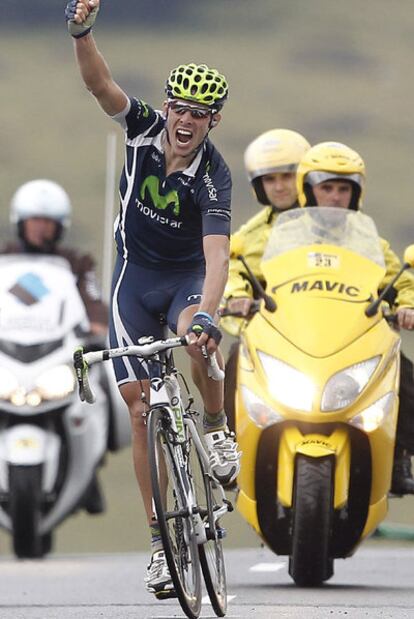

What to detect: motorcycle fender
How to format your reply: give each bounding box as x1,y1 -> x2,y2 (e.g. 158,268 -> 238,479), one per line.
0,425 -> 60,493
278,426 -> 351,509
0,425 -> 55,466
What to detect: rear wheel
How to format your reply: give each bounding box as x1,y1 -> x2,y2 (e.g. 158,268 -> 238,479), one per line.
9,465 -> 44,559
289,455 -> 334,586
188,435 -> 227,616
148,408 -> 201,619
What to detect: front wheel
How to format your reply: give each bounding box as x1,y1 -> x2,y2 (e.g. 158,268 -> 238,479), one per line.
189,437 -> 227,616
9,464 -> 44,559
148,408 -> 202,619
289,455 -> 334,586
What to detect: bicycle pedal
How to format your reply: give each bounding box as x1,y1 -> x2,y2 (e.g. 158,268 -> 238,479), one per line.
206,525 -> 227,540
217,527 -> 227,539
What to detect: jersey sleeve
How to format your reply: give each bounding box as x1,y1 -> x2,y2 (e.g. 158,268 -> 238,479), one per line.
110,97 -> 160,139
197,156 -> 232,237
381,238 -> 414,308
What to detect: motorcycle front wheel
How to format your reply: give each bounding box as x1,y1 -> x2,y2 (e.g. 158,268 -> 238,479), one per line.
289,454 -> 334,586
9,464 -> 45,559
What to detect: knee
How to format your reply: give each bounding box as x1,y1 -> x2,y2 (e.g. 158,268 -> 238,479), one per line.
119,384 -> 149,434
128,402 -> 148,434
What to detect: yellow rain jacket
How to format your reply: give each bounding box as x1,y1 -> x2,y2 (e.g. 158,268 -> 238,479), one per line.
222,207 -> 414,336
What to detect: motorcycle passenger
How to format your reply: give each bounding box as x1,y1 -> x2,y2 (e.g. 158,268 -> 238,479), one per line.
2,178 -> 108,513
221,129 -> 310,430
65,0 -> 240,598
296,141 -> 414,495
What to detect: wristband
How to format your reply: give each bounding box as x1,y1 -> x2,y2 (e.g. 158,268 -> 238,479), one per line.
194,311 -> 214,323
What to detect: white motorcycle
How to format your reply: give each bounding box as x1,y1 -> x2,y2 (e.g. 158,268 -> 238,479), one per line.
0,254 -> 130,558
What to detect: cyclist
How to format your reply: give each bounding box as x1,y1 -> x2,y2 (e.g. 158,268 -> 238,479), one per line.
221,129 -> 310,429
65,0 -> 240,597
2,178 -> 108,512
296,141 -> 414,495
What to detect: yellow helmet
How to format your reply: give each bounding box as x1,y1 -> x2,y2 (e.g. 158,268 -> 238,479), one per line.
244,129 -> 310,205
165,63 -> 228,111
297,141 -> 365,210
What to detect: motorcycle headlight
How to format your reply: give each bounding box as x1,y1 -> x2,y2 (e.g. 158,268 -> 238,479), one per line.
0,368 -> 19,400
349,392 -> 395,433
241,385 -> 283,428
321,356 -> 381,412
257,352 -> 315,411
35,364 -> 76,400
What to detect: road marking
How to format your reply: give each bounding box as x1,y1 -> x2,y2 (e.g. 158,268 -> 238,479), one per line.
249,562 -> 285,572
202,594 -> 236,604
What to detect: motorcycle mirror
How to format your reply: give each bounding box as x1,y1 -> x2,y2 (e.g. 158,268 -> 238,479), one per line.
403,244 -> 414,268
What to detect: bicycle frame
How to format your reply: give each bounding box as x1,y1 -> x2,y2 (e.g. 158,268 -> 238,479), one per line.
149,370 -> 229,546
74,334 -> 230,529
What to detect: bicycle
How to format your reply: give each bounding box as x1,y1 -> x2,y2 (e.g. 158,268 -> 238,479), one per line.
73,331 -> 232,619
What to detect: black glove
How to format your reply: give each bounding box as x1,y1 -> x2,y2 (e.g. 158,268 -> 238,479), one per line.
187,312 -> 222,345
65,0 -> 99,39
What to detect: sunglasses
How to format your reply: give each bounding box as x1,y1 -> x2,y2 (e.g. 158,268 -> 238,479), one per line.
168,101 -> 212,119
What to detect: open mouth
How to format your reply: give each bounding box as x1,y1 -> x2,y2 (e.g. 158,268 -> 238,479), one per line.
176,128 -> 193,145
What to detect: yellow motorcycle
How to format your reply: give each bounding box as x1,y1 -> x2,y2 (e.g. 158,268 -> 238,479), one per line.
223,207 -> 414,586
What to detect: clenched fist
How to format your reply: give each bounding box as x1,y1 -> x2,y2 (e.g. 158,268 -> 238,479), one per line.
65,0 -> 100,38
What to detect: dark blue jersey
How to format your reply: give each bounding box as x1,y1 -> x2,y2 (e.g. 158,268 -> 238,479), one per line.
111,98 -> 232,270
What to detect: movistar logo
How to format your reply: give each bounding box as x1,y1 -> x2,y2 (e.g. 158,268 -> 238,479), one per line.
135,99 -> 149,118
140,176 -> 180,216
141,101 -> 149,118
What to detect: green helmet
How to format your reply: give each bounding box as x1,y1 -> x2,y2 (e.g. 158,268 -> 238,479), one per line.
165,63 -> 229,111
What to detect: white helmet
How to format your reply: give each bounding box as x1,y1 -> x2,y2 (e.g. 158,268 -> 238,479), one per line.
10,179 -> 71,227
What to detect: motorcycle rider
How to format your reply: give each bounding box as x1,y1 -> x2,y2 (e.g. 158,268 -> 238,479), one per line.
221,129 -> 310,429
296,141 -> 414,494
1,178 -> 109,512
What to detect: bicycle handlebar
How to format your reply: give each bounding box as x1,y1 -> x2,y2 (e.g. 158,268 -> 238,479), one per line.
73,334 -> 224,404
73,346 -> 97,404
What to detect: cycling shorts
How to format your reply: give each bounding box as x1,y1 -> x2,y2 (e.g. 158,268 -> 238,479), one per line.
109,255 -> 205,384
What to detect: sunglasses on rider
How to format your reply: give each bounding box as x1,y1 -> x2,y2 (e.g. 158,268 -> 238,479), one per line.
168,101 -> 212,119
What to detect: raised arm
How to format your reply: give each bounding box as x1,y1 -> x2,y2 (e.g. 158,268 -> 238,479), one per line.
65,0 -> 128,116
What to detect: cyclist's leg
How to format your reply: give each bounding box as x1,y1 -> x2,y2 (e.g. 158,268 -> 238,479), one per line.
110,257 -> 174,593
177,304 -> 225,417
169,279 -> 240,485
167,274 -> 225,419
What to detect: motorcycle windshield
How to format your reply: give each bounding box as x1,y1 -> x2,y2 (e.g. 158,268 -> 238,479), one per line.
263,207 -> 385,267
260,208 -> 387,356
0,255 -> 90,351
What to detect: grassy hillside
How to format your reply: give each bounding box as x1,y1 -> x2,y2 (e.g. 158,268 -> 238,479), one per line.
1,1 -> 414,554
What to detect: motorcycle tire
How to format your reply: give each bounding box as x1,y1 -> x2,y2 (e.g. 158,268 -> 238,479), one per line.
289,455 -> 334,586
9,464 -> 44,559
